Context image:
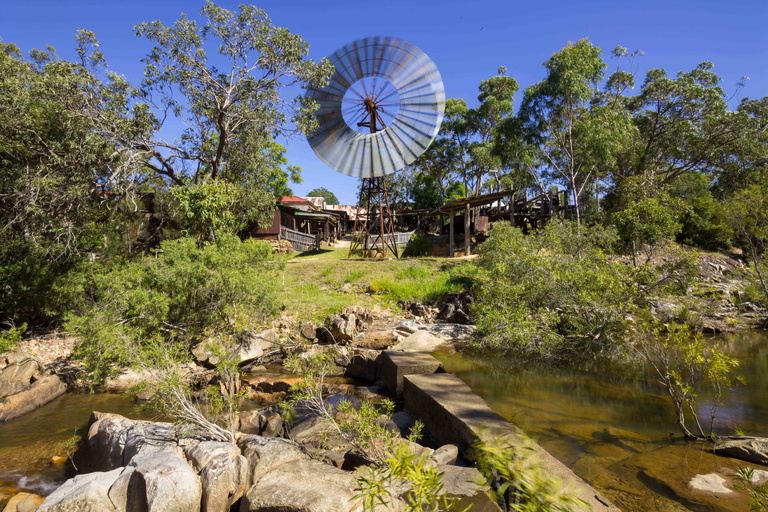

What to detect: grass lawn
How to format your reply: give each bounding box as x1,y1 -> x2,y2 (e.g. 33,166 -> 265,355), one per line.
275,246 -> 475,323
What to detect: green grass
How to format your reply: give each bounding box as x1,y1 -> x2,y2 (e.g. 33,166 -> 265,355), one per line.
276,246 -> 474,322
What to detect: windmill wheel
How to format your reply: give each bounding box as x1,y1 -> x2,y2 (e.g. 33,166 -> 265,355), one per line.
305,36 -> 445,178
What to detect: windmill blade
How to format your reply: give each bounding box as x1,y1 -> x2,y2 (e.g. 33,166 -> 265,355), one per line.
305,36 -> 445,178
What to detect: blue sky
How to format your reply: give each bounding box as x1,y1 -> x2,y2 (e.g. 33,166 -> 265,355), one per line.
1,0 -> 766,204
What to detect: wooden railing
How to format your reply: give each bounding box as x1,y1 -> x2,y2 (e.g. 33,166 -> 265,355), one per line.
280,226 -> 319,252
352,230 -> 415,248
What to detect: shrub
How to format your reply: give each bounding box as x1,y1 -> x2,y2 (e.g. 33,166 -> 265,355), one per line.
472,222 -> 637,358
402,234 -> 432,257
0,240 -> 88,325
613,193 -> 684,266
68,234 -> 281,381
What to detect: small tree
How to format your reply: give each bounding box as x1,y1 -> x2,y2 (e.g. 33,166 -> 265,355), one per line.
632,322 -> 740,440
613,193 -> 683,266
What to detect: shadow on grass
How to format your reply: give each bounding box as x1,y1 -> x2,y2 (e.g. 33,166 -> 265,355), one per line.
291,248 -> 336,258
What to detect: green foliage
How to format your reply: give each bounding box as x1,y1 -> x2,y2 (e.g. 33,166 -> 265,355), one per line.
613,191 -> 684,265
678,194 -> 732,251
370,266 -> 465,303
0,240 -> 88,324
727,185 -> 768,307
632,322 -> 741,439
68,234 -> 280,382
306,187 -> 339,205
402,235 -> 433,258
469,435 -> 585,512
734,467 -> 768,511
472,221 -> 636,358
0,322 -> 26,354
353,438 -> 468,512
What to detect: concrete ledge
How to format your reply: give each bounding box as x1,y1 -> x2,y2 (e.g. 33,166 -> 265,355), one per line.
403,373 -> 619,512
381,351 -> 443,396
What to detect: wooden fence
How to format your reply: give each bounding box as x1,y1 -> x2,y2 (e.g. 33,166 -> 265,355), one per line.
353,230 -> 415,249
280,226 -> 319,252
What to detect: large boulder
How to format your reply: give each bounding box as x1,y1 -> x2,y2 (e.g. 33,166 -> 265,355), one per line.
37,467 -> 132,512
85,414 -> 134,471
121,421 -> 181,464
389,331 -> 447,353
0,358 -> 42,399
0,374 -> 67,421
714,438 -> 768,465
186,442 -> 248,512
199,452 -> 248,512
239,458 -> 363,512
126,448 -> 203,512
237,435 -> 309,485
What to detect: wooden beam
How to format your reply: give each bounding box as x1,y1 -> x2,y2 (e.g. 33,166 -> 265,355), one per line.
449,210 -> 455,258
464,202 -> 471,256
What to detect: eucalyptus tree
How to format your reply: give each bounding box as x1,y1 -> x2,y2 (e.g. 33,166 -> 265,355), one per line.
442,68 -> 518,197
130,1 -> 333,188
513,39 -> 635,224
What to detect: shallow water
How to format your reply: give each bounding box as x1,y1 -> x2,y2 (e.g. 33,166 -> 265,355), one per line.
0,392 -> 149,495
433,332 -> 768,511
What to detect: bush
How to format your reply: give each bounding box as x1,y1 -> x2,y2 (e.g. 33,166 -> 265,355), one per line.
677,194 -> 732,251
68,234 -> 281,381
402,234 -> 432,257
471,222 -> 637,358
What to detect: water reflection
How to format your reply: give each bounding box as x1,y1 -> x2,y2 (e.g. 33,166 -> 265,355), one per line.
433,332 -> 768,512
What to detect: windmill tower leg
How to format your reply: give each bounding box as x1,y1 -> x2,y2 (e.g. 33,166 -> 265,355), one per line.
349,177 -> 399,259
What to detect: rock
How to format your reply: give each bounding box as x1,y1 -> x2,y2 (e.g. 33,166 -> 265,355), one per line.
239,458 -> 363,512
236,435 -> 309,485
390,330 -> 448,353
291,415 -> 332,443
342,449 -> 370,470
37,467 -> 127,512
103,368 -> 151,392
127,449 -> 202,512
185,441 -> 241,471
344,350 -> 382,382
3,492 -> 45,512
432,444 -> 459,466
436,303 -> 456,321
85,413 -> 134,471
238,410 -> 262,435
393,320 -> 423,336
450,309 -> 473,325
438,465 -> 488,497
714,438 -> 768,465
120,421 -> 181,466
689,473 -> 732,494
192,339 -> 220,366
199,452 -> 248,512
0,374 -> 67,421
260,412 -> 283,437
422,323 -> 477,343
237,410 -> 282,436
392,411 -> 417,438
0,359 -> 42,399
50,456 -> 67,466
300,322 -> 318,340
251,329 -> 278,351
355,331 -> 397,350
237,339 -> 264,366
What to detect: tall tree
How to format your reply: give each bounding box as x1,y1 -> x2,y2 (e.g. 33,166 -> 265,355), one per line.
514,39 -> 634,224
130,2 -> 334,187
442,68 -> 518,197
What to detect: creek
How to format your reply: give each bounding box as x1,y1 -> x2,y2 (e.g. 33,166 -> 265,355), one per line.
433,332 -> 768,511
1,333 -> 766,511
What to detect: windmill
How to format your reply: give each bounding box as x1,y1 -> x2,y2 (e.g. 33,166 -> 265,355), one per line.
305,37 -> 445,258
